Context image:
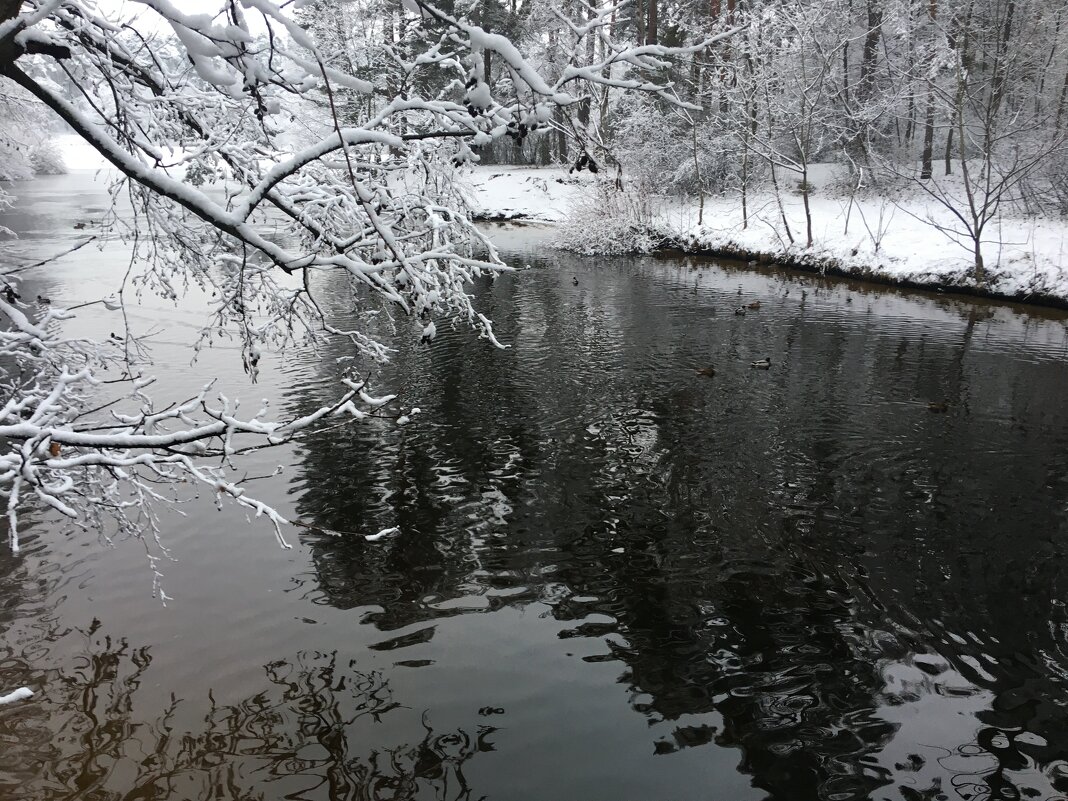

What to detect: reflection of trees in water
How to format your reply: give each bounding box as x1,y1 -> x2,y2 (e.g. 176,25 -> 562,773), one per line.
2,623 -> 494,801
549,430 -> 900,798
873,653 -> 1068,801
281,254 -> 1068,799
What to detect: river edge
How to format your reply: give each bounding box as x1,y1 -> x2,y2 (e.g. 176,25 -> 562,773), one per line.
475,216 -> 1068,313
654,240 -> 1068,312
464,165 -> 1068,313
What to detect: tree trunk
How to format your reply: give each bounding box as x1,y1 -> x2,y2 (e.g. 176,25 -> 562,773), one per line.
859,0 -> 882,100
577,5 -> 594,130
1057,67 -> 1068,130
920,88 -> 935,179
646,0 -> 658,45
904,89 -> 915,143
1037,8 -> 1064,119
944,127 -> 953,175
692,123 -> 703,226
741,146 -> 749,229
988,0 -> 1015,119
769,163 -> 795,245
842,41 -> 850,107
577,97 -> 590,128
555,106 -> 568,161
802,165 -> 813,248
919,0 -> 937,175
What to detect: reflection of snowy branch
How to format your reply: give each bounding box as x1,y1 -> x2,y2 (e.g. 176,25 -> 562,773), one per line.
5,635 -> 495,800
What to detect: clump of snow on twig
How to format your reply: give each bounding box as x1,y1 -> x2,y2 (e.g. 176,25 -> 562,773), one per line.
0,687 -> 33,705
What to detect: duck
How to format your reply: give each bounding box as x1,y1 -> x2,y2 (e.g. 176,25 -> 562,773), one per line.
734,306 -> 746,316
927,401 -> 949,413
751,357 -> 771,369
572,277 -> 579,286
695,366 -> 716,377
747,300 -> 761,310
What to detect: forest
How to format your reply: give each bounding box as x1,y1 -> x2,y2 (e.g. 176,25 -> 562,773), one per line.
305,0 -> 1068,283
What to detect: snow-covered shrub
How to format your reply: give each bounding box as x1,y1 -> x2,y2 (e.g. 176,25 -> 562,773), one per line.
29,140 -> 66,176
0,85 -> 65,180
0,137 -> 35,182
558,178 -> 665,255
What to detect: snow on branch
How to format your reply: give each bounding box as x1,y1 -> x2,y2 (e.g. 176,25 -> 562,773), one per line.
0,1 -> 740,558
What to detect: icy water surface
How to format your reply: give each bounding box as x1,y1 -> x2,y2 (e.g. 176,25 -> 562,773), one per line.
2,173 -> 1068,801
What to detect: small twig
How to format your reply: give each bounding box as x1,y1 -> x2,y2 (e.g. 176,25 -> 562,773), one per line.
1,236 -> 98,276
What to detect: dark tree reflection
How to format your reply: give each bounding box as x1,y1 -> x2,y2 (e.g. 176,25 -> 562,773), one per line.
2,625 -> 494,801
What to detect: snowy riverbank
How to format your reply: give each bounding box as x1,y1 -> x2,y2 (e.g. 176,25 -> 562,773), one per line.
48,138 -> 1068,307
463,164 -> 1068,308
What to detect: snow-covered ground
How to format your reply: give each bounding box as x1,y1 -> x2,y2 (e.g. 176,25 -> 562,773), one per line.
461,166 -> 591,221
463,163 -> 1068,306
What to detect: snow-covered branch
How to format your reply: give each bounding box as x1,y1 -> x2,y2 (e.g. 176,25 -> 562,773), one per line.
0,1 -> 739,554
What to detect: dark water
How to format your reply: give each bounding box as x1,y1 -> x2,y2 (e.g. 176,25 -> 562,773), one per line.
3,175 -> 1068,801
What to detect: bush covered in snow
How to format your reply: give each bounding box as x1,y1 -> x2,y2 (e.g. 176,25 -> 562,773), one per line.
0,86 -> 65,182
558,178 -> 668,255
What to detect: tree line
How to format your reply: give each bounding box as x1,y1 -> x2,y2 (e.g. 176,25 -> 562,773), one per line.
302,0 -> 1066,276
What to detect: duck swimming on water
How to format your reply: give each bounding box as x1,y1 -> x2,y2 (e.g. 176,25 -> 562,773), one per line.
751,357 -> 771,369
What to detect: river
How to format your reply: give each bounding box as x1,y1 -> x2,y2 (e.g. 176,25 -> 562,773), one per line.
2,169 -> 1068,801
